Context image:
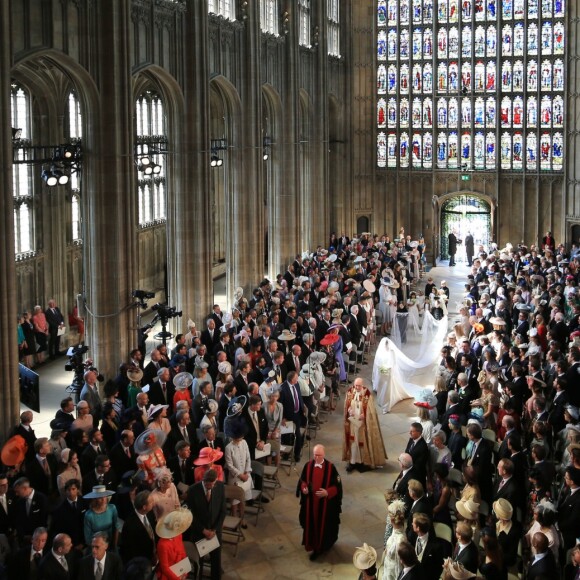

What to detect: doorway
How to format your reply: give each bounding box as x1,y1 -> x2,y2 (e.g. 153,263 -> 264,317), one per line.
440,194 -> 491,261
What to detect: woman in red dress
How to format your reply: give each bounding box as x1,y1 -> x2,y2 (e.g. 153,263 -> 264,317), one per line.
156,508 -> 192,580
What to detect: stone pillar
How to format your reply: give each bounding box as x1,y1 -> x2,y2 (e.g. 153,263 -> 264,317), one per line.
0,1 -> 20,438
168,0 -> 213,327
84,0 -> 137,379
232,0 -> 264,291
277,0 -> 300,267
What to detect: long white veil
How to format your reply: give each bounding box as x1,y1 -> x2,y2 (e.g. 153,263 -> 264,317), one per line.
372,310 -> 448,412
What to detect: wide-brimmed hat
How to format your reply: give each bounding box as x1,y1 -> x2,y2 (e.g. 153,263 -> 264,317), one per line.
147,404 -> 169,421
1,435 -> 27,467
489,317 -> 506,327
493,498 -> 513,520
515,303 -> 533,312
226,395 -> 248,417
307,352 -> 327,365
363,280 -> 376,293
389,280 -> 400,289
443,559 -> 476,579
127,367 -> 143,383
173,372 -> 193,390
134,428 -> 168,455
320,334 -> 340,346
414,388 -> 437,409
456,498 -> 480,520
193,446 -> 224,466
117,470 -> 146,493
353,543 -> 377,571
218,361 -> 232,375
278,329 -> 296,341
205,399 -> 218,414
156,507 -> 193,539
83,485 -> 115,499
331,308 -> 344,319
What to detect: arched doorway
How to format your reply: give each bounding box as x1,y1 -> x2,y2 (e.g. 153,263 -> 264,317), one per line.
357,215 -> 370,234
440,194 -> 492,262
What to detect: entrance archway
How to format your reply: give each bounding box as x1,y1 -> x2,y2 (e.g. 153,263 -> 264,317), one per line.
440,194 -> 492,262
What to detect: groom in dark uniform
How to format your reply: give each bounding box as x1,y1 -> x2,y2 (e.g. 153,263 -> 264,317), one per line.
296,445 -> 342,561
448,230 -> 460,266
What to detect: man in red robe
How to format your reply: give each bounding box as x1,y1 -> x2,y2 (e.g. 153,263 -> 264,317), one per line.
296,444 -> 342,561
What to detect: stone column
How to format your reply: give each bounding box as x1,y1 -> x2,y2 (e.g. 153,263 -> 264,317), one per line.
232,0 -> 264,291
0,1 -> 20,438
168,0 -> 213,327
311,0 -> 329,247
277,0 -> 300,267
84,0 -> 137,379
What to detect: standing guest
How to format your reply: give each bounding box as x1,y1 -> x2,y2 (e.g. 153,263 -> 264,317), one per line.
25,437 -> 58,497
77,532 -> 123,580
20,312 -> 36,369
71,401 -> 93,434
186,469 -> 227,580
99,403 -> 119,450
558,466 -> 580,551
493,499 -> 521,569
342,378 -> 387,473
31,305 -> 49,365
381,500 -> 407,580
465,231 -> 475,267
297,444 -> 343,561
56,449 -> 82,498
279,371 -> 306,463
149,468 -> 180,522
155,508 -> 191,579
479,533 -> 506,580
50,479 -> 85,551
448,230 -> 459,267
263,386 -> 284,466
527,532 -> 558,579
119,490 -> 157,566
404,422 -> 429,486
396,541 -> 424,579
453,521 -> 479,574
564,544 -> 580,580
353,543 -> 378,580
82,485 -> 119,549
80,371 -> 102,428
525,500 -> 560,563
108,430 -> 137,477
45,299 -> 65,359
38,532 -> 76,580
12,477 -> 49,543
9,410 -> 37,460
9,525 -> 48,580
224,418 -> 252,527
411,513 -> 444,580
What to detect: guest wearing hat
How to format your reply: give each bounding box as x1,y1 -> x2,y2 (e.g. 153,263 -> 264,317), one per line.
149,467 -> 180,522
198,425 -> 226,467
200,399 -> 219,431
126,366 -> 144,409
155,507 -> 193,580
192,381 -> 214,427
82,485 -> 118,548
455,498 -> 481,545
193,447 -> 225,484
442,558 -> 476,579
263,385 -> 284,466
148,404 -> 171,435
493,498 -> 521,568
353,542 -> 377,579
56,448 -> 82,498
135,429 -> 168,486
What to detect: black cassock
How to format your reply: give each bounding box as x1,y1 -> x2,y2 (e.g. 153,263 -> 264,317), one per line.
296,459 -> 343,554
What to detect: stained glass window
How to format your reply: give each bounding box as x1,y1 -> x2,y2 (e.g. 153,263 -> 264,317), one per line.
260,0 -> 279,35
327,0 -> 340,56
136,90 -> 167,225
376,0 -> 566,170
298,0 -> 311,47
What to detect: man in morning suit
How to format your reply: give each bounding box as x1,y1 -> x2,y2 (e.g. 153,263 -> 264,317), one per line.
464,423 -> 494,503
405,423 -> 429,487
9,411 -> 37,460
166,441 -> 195,490
12,477 -> 48,543
453,521 -> 479,574
38,533 -> 76,580
25,437 -> 58,497
119,490 -> 157,566
198,426 -> 226,467
10,525 -> 48,580
528,531 -> 558,580
108,430 -> 137,477
558,466 -> 580,551
77,531 -> 123,580
187,469 -> 227,580
393,454 -> 418,511
397,541 -> 424,579
49,479 -> 85,550
412,513 -> 444,580
279,371 -> 305,462
242,395 -> 269,461
45,299 -> 65,359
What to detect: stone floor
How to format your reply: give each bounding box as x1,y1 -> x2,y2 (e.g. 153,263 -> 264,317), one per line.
27,261 -> 470,578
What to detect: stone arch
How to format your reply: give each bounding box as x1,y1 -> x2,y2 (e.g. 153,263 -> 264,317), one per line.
209,74 -> 243,304
433,190 -> 496,262
261,83 -> 283,279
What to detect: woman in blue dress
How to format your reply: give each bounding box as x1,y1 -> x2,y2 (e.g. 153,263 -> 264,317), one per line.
83,485 -> 120,549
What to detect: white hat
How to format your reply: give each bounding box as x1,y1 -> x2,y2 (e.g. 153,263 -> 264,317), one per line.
352,543 -> 377,571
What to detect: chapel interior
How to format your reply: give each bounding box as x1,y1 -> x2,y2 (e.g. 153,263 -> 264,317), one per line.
1,0 -> 578,575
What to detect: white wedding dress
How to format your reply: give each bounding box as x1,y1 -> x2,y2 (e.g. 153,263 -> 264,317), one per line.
373,310 -> 449,412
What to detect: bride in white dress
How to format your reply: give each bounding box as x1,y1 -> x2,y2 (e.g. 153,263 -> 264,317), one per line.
381,500 -> 407,580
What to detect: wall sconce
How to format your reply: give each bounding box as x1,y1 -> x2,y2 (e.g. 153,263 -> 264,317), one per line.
135,143 -> 162,176
312,25 -> 319,47
240,0 -> 248,20
263,137 -> 272,161
282,11 -> 289,35
210,138 -> 228,168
